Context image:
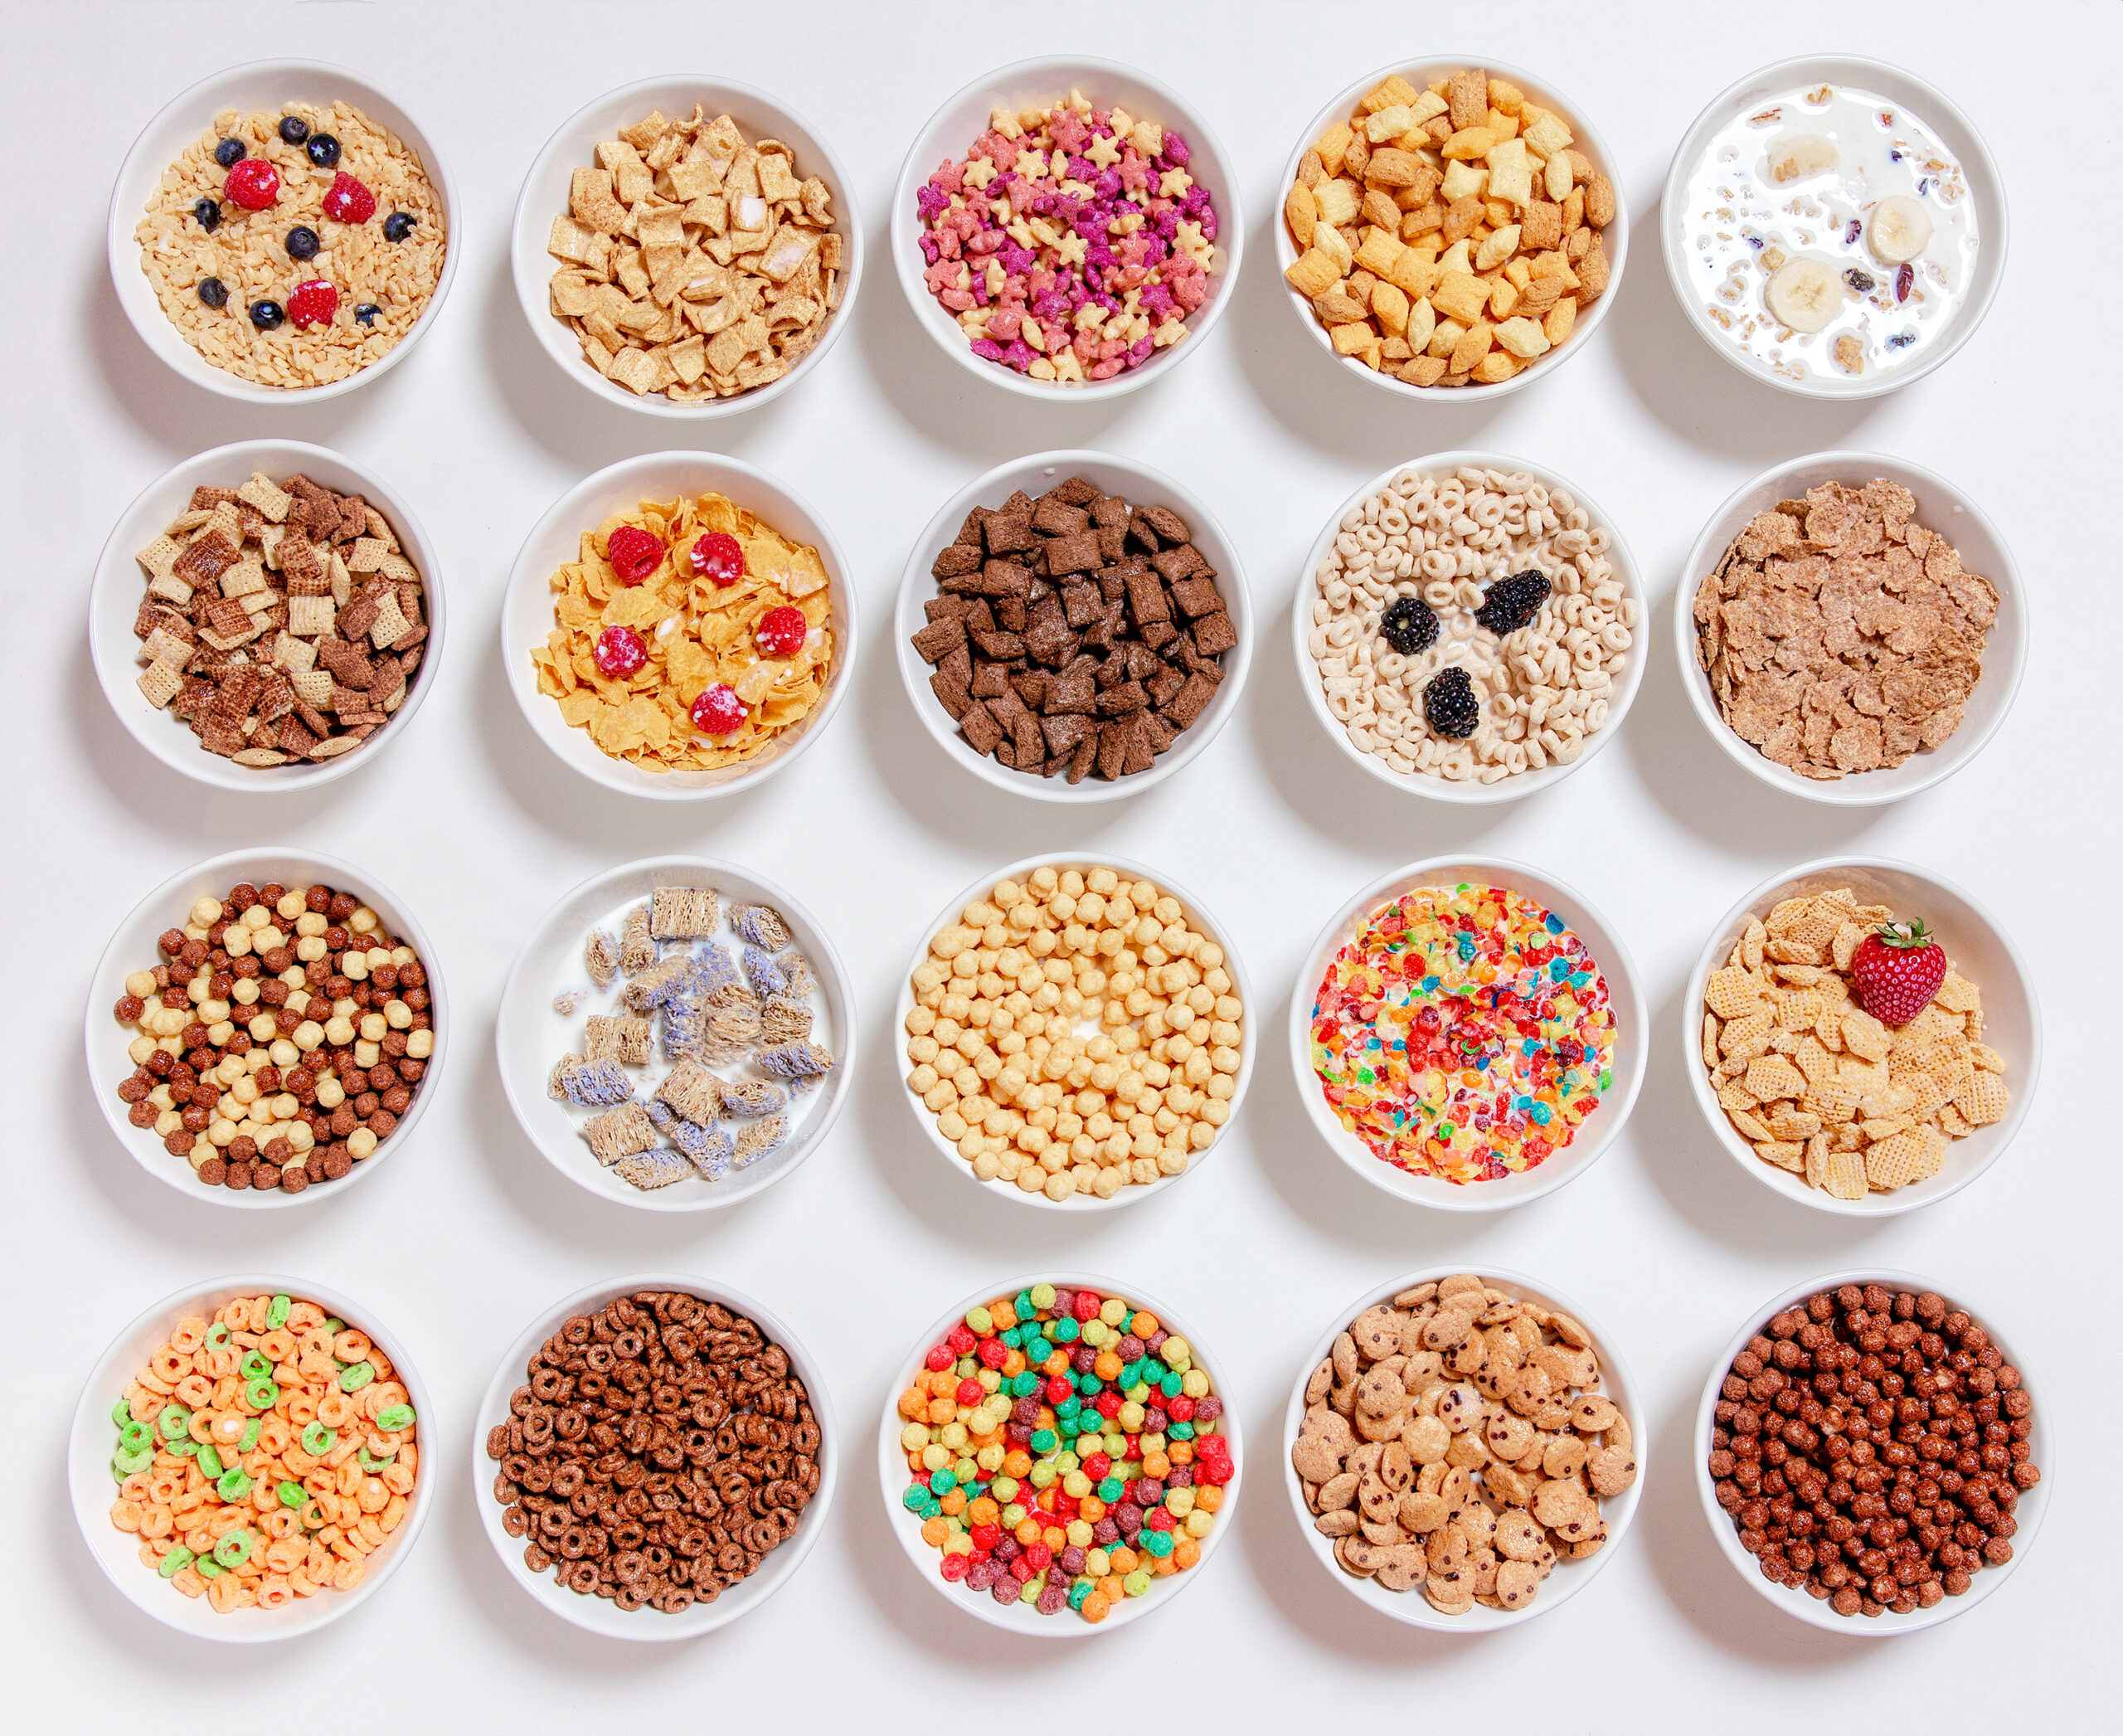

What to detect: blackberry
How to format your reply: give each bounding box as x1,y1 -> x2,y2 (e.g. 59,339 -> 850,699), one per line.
1474,569 -> 1551,636
1423,666 -> 1480,739
1378,595 -> 1439,655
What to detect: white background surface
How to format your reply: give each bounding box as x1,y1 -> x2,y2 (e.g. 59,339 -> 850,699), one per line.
7,2 -> 2116,1726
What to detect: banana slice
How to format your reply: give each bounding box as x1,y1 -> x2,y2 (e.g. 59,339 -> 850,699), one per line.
1765,256 -> 1843,332
1766,134 -> 1839,184
1868,195 -> 1933,264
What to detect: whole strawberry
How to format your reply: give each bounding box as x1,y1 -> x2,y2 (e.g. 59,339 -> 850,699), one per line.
1849,919 -> 1946,1025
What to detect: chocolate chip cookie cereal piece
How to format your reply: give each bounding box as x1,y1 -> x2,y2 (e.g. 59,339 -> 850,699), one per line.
906,866 -> 1242,1201
1292,1276 -> 1635,1615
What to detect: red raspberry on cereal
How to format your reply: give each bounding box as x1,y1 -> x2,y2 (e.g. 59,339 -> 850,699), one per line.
592,624 -> 648,678
322,171 -> 377,224
689,683 -> 745,735
689,532 -> 745,585
286,280 -> 338,328
224,157 -> 279,211
755,605 -> 807,657
604,525 -> 662,586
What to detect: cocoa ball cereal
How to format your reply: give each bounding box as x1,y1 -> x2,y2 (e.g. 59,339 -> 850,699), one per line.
1293,1275 -> 1635,1616
1708,1284 -> 2039,1617
905,866 -> 1243,1202
111,879 -> 434,1193
1308,464 -> 1635,784
107,1291 -> 420,1612
486,1290 -> 822,1614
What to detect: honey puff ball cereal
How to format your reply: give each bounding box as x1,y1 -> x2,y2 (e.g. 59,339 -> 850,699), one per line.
904,864 -> 1246,1204
107,1292 -> 419,1612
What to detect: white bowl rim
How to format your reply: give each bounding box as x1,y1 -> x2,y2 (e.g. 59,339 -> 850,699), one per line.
892,853 -> 1254,1212
889,52 -> 1245,402
493,852 -> 858,1213
88,438 -> 446,794
508,72 -> 865,420
1670,447 -> 2028,806
1658,53 -> 2009,401
1270,53 -> 1630,403
499,448 -> 858,801
1290,448 -> 1648,805
1680,854 -> 2043,1218
1285,853 -> 1647,1213
83,847 -> 449,1210
893,448 -> 1255,805
875,1268 -> 1243,1637
1281,1262 -> 1646,1631
469,1270 -> 838,1641
106,57 -> 462,406
1692,1267 -> 2053,1634
69,1271 -> 437,1641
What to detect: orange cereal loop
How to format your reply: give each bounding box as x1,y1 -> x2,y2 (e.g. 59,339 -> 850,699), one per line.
1096,1573 -> 1125,1602
286,1301 -> 324,1330
1128,1313 -> 1159,1338
245,1296 -> 271,1331
1141,1449 -> 1170,1480
265,1538 -> 305,1573
141,1504 -> 176,1537
1001,1350 -> 1027,1378
317,1392 -> 353,1428
1081,1592 -> 1111,1623
1194,1484 -> 1223,1513
172,1565 -> 206,1598
258,1329 -> 294,1361
109,1499 -> 143,1533
206,1573 -> 243,1613
924,1398 -> 954,1426
1151,1553 -> 1177,1576
255,1575 -> 294,1610
168,1318 -> 207,1356
1109,1547 -> 1137,1575
1013,1517 -> 1042,1546
1041,1525 -> 1066,1551
331,1558 -> 366,1590
939,1488 -> 966,1517
1043,1351 -> 1070,1376
332,1330 -> 371,1363
968,1496 -> 999,1526
1168,1440 -> 1194,1466
919,1517 -> 950,1548
1078,1496 -> 1105,1524
382,1463 -> 415,1497
1093,1351 -> 1123,1382
1002,1450 -> 1032,1478
1173,1539 -> 1201,1570
380,1495 -> 407,1532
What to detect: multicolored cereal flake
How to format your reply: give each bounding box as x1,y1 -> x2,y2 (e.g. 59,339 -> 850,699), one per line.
1310,883 -> 1614,1183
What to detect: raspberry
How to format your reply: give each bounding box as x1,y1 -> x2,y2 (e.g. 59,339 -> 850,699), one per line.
591,625 -> 648,679
689,532 -> 745,585
755,605 -> 808,657
321,171 -> 376,224
223,158 -> 279,212
689,683 -> 746,735
604,525 -> 662,586
285,280 -> 338,328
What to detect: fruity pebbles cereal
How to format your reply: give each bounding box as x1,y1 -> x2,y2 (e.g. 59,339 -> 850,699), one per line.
896,1282 -> 1232,1622
108,1291 -> 419,1612
1309,883 -> 1615,1183
916,92 -> 1219,385
531,490 -> 835,771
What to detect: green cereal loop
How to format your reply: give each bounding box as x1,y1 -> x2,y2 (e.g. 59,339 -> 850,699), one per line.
302,1422 -> 335,1456
213,1530 -> 252,1569
196,1556 -> 224,1580
109,1461 -> 127,1485
197,1443 -> 223,1479
338,1361 -> 375,1393
110,1398 -> 129,1427
168,1436 -> 198,1459
279,1481 -> 305,1509
205,1322 -> 231,1349
240,1349 -> 272,1383
114,1445 -> 153,1476
119,1419 -> 153,1454
157,1404 -> 190,1443
216,1468 -> 252,1502
267,1295 -> 291,1328
322,1319 -> 344,1336
158,1545 -> 195,1579
357,1447 -> 394,1472
376,1403 -> 415,1432
238,1419 -> 262,1452
246,1377 -> 280,1412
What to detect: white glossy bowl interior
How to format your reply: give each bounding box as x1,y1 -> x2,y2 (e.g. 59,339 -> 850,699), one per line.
896,451 -> 1252,805
108,59 -> 460,404
891,55 -> 1242,401
501,451 -> 857,800
90,440 -> 446,793
1661,56 -> 2007,401
496,854 -> 857,1213
1695,1269 -> 2051,1633
1293,450 -> 1645,805
1288,856 -> 1645,1212
1283,1265 -> 1644,1631
1274,56 -> 1627,402
894,854 -> 1254,1213
877,1272 -> 1242,1636
472,1272 -> 836,1640
70,1273 -> 435,1640
510,75 -> 863,419
85,848 -> 449,1210
1683,857 -> 2039,1218
1674,450 -> 2025,806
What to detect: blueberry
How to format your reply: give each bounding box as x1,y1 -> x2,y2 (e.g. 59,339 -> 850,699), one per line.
381,212 -> 416,243
353,303 -> 380,327
197,277 -> 228,309
304,133 -> 341,168
284,225 -> 320,261
192,197 -> 221,232
249,299 -> 285,330
213,137 -> 245,168
278,115 -> 309,145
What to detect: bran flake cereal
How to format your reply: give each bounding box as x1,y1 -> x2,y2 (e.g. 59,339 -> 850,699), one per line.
1309,883 -> 1614,1184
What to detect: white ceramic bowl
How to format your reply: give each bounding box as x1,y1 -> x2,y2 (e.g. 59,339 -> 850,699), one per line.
895,452 -> 1252,804
894,854 -> 1254,1212
89,440 -> 445,794
1661,56 -> 2007,401
1674,450 -> 2025,805
1683,858 -> 2039,1218
70,1273 -> 435,1640
85,849 -> 449,1209
501,451 -> 857,800
1274,56 -> 1627,402
891,56 -> 1242,401
472,1272 -> 836,1640
108,60 -> 459,404
496,854 -> 856,1213
510,75 -> 863,419
1292,450 -> 1645,805
1694,1270 -> 2051,1634
1283,1266 -> 1644,1631
877,1272 -> 1242,1636
1288,856 -> 1645,1212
